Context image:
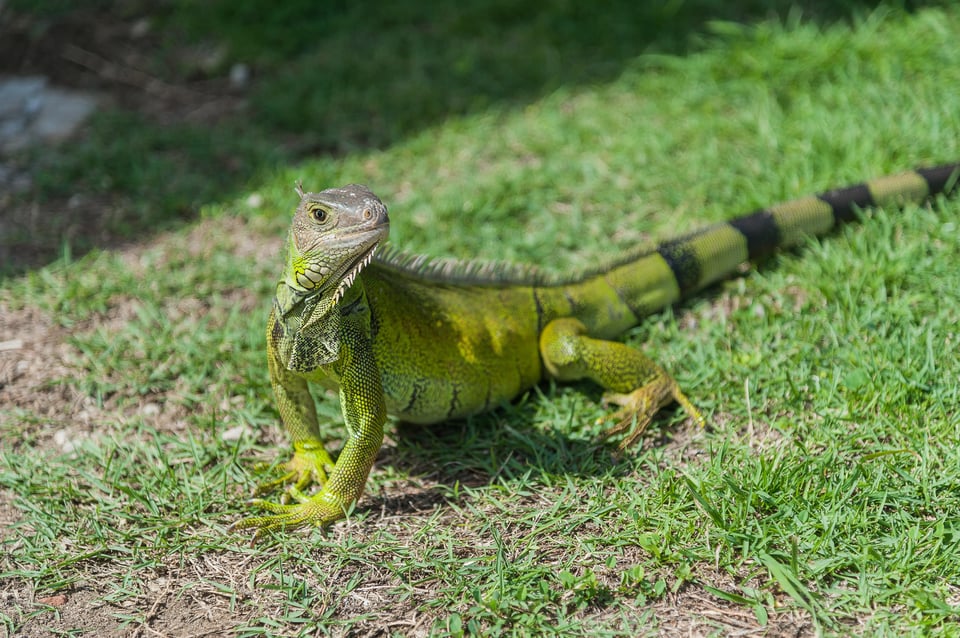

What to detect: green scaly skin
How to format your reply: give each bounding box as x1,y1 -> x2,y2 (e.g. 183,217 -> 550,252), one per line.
230,164 -> 960,539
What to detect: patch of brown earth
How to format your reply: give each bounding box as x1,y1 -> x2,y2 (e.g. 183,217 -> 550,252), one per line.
0,301 -> 86,435
0,215 -> 282,447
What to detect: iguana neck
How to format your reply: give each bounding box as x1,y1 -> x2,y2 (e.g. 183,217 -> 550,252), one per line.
273,278 -> 369,373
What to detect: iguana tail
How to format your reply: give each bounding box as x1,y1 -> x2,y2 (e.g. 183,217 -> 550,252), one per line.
663,163 -> 960,293
543,163 -> 960,337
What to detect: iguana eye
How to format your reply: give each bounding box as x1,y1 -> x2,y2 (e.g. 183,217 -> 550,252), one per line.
312,207 -> 328,223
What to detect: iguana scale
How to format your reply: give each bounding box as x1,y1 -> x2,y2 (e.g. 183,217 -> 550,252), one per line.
230,164 -> 960,538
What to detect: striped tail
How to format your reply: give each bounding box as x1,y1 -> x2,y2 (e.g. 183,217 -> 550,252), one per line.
536,163 -> 959,338
656,163 -> 960,298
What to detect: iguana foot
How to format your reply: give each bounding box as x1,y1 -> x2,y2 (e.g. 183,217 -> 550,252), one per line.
229,491 -> 349,541
601,376 -> 705,449
539,317 -> 705,449
253,441 -> 335,502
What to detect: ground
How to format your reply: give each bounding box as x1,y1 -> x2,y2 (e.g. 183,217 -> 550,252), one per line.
1,222 -> 812,635
0,7 -> 811,631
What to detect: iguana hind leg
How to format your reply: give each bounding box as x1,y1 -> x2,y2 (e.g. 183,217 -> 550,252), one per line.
539,317 -> 704,447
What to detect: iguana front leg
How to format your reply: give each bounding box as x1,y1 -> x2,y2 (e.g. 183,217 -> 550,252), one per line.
539,318 -> 704,447
231,319 -> 386,538
249,311 -> 336,499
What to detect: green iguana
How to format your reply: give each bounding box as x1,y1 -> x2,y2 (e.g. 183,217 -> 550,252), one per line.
230,164 -> 960,539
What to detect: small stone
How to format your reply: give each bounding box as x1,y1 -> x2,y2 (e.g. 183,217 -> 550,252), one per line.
129,18 -> 151,39
37,595 -> 68,607
142,402 -> 161,417
53,429 -> 77,454
0,76 -> 98,152
221,425 -> 247,442
229,63 -> 250,89
145,577 -> 169,593
246,192 -> 263,208
0,339 -> 23,352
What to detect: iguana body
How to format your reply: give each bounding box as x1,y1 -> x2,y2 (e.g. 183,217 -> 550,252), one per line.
231,164 -> 960,537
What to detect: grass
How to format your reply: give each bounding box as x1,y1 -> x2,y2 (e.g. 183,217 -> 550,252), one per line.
2,1 -> 960,635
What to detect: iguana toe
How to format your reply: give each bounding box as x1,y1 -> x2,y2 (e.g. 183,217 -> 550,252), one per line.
600,375 -> 705,449
229,492 -> 349,542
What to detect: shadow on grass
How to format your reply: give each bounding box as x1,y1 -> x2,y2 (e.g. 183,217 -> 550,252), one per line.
0,0 -> 934,276
358,392 -> 695,520
377,381 -> 683,481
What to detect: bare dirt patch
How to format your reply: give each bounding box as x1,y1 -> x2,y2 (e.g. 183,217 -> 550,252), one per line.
0,488 -> 19,545
652,586 -> 811,637
0,301 -> 85,437
2,559 -> 249,638
1,6 -> 242,125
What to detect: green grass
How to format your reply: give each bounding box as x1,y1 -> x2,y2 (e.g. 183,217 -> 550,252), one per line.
3,1 -> 960,635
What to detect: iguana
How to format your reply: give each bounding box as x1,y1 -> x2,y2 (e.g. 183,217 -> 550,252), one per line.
230,164 -> 960,538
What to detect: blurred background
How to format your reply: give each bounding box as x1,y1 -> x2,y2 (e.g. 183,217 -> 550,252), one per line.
0,0 -> 930,276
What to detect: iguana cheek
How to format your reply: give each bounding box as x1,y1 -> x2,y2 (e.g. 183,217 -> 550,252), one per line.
296,272 -> 318,289
296,265 -> 330,289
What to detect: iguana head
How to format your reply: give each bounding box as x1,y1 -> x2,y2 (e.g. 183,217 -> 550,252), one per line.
282,183 -> 390,305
